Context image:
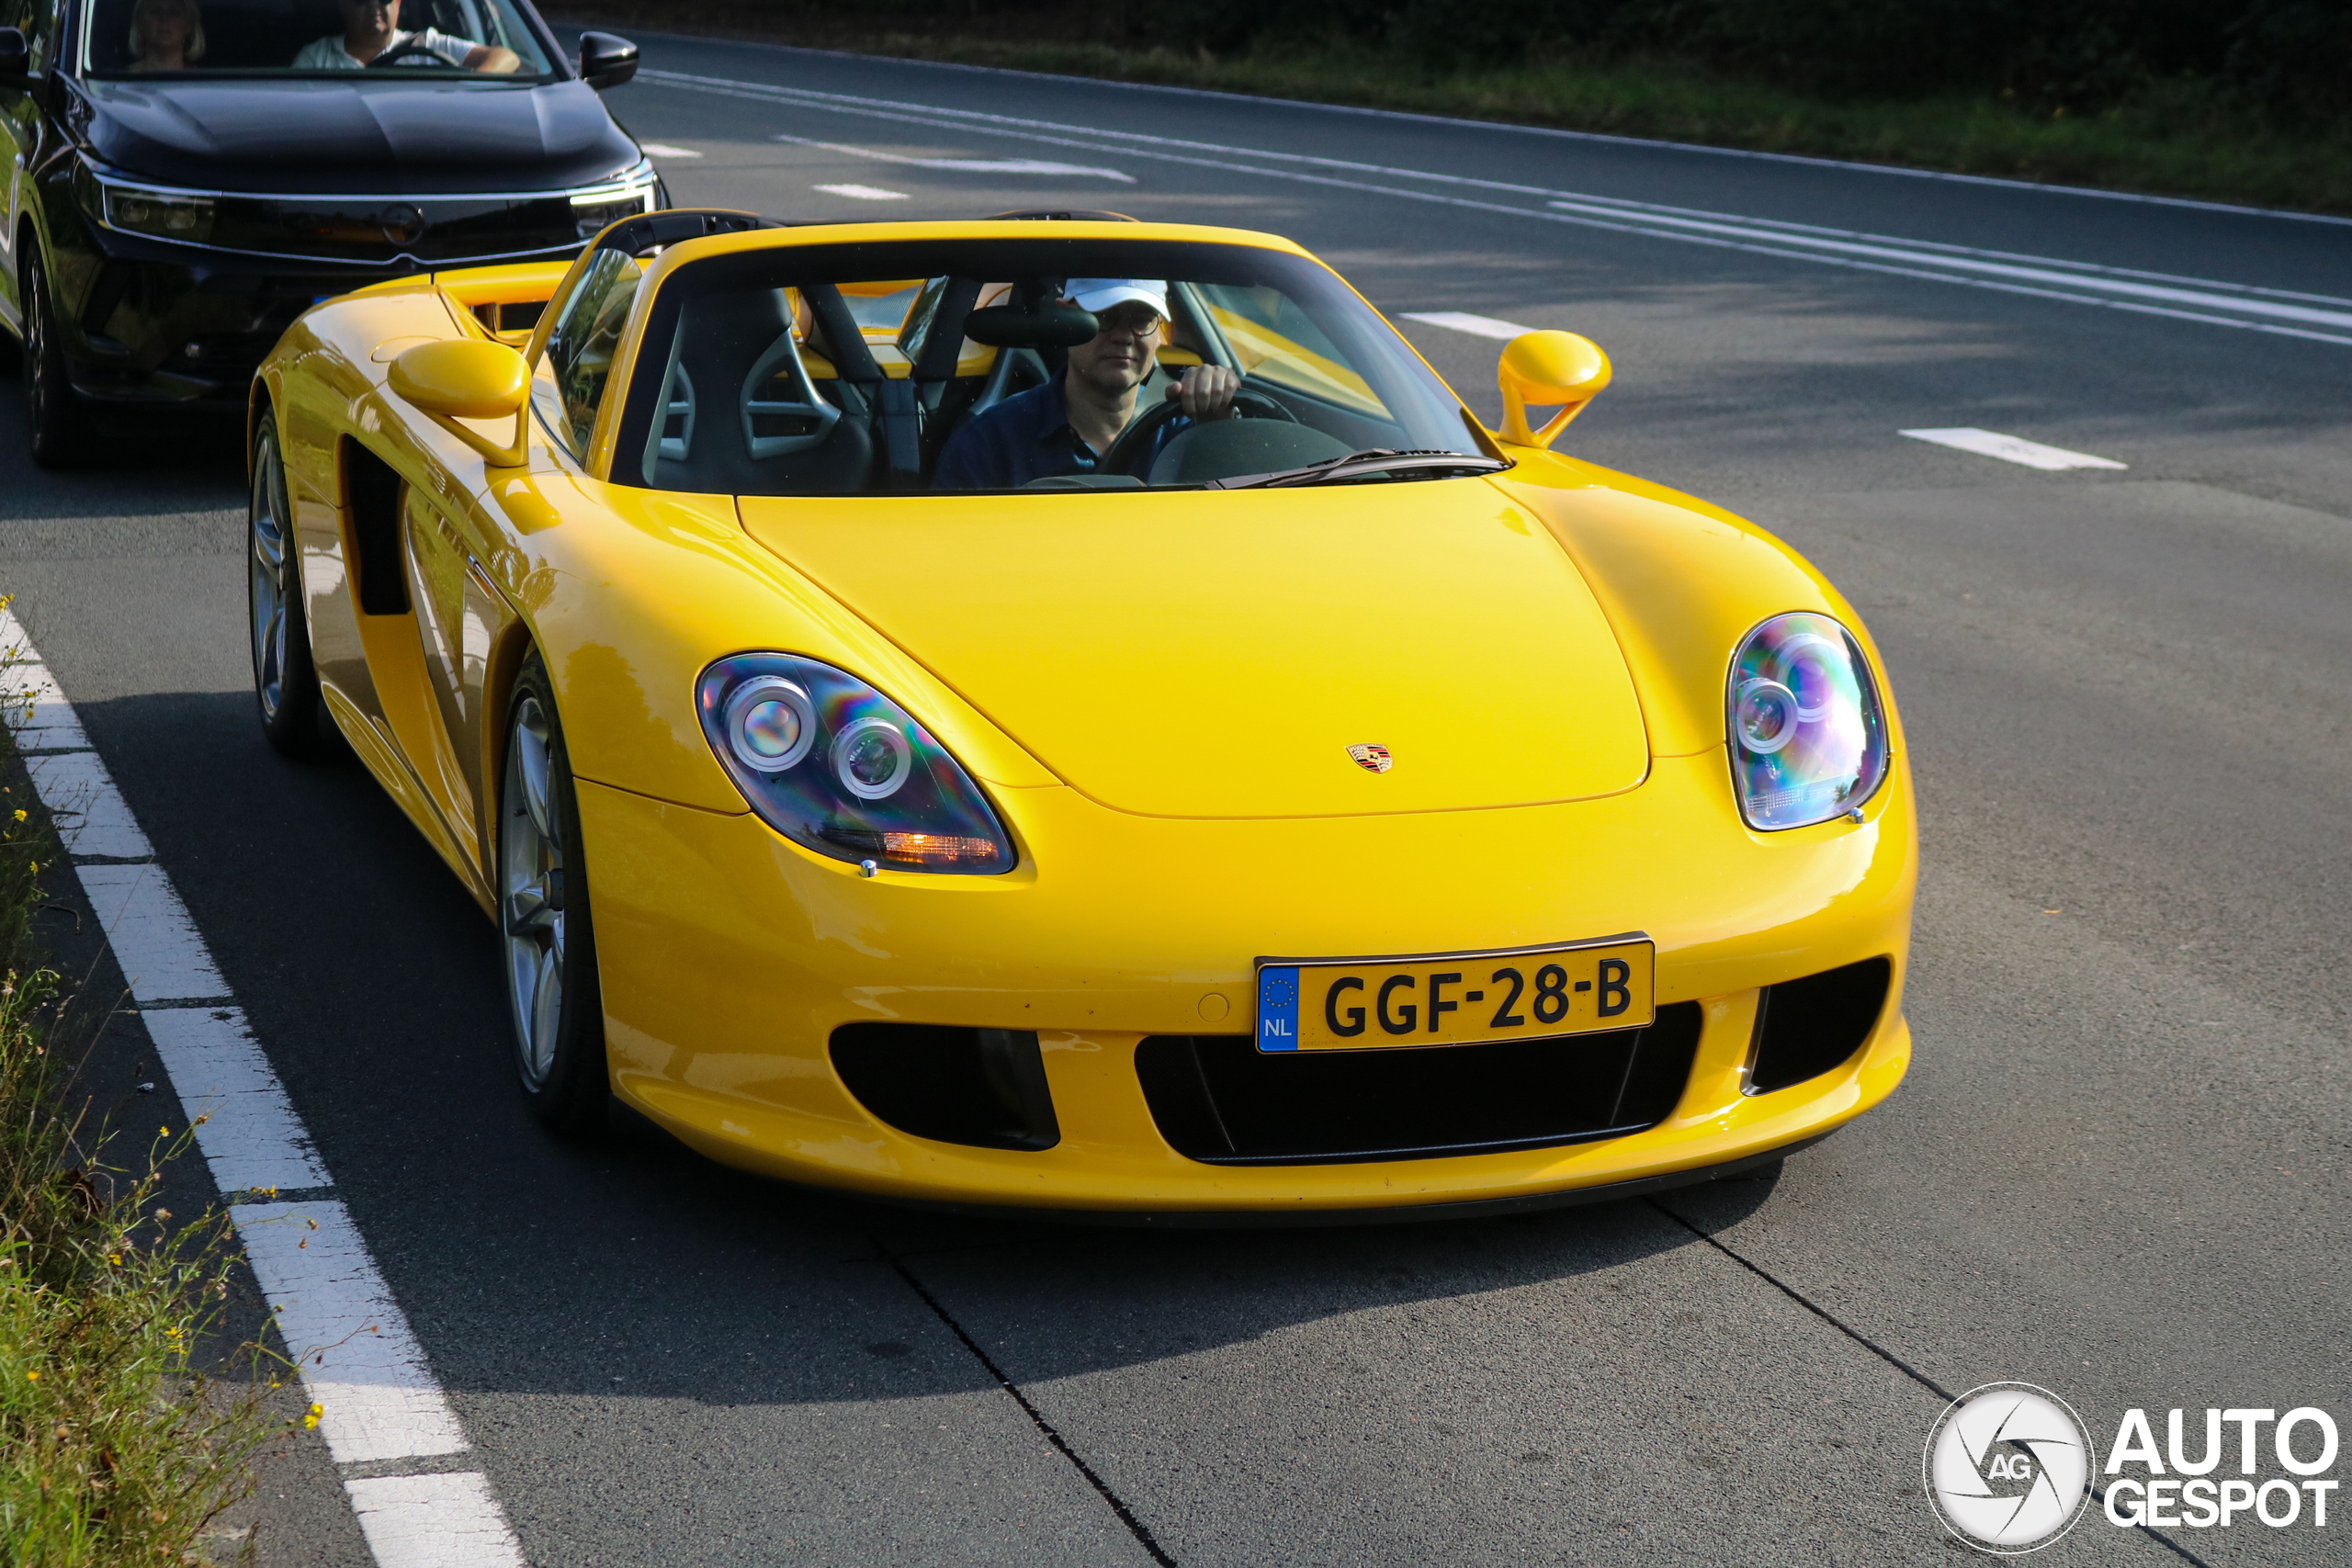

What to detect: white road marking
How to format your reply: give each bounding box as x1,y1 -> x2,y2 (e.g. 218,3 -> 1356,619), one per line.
234,1201 -> 471,1465
25,750 -> 153,859
70,863 -> 225,1002
0,604 -> 525,1567
143,1008 -> 333,1193
347,1473 -> 528,1568
1399,311 -> 1538,340
684,48 -> 2352,228
813,182 -> 912,201
1899,427 -> 2130,470
778,132 -> 1133,183
636,142 -> 703,158
645,70 -> 2352,348
0,660 -> 90,749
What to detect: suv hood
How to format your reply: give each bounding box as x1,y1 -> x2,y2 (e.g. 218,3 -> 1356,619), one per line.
81,77 -> 638,193
740,481 -> 1650,819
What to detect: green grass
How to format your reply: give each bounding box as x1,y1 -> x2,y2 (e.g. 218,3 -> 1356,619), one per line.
0,612 -> 280,1567
565,4 -> 2352,214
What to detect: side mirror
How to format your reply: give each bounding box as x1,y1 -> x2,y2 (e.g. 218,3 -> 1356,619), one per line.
579,31 -> 639,90
390,338 -> 529,467
1497,330 -> 1611,448
0,28 -> 31,85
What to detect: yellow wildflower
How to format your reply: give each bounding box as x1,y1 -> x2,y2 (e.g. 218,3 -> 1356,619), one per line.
303,1403 -> 324,1430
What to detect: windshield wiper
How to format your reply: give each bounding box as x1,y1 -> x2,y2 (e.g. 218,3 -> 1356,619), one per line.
1206,448 -> 1510,491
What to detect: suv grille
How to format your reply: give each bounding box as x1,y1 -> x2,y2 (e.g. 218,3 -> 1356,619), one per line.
1136,1003 -> 1702,1166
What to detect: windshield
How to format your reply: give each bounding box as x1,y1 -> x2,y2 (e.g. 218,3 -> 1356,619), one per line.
607,237 -> 1490,497
81,0 -> 558,78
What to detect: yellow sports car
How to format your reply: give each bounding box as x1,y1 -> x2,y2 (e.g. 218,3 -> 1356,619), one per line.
248,209 -> 1915,1219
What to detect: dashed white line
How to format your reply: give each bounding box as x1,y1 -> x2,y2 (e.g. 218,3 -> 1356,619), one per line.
778,131 -> 1134,183
1399,310 -> 1538,340
1899,427 -> 2130,470
814,182 -> 912,201
1,605 -> 525,1568
637,141 -> 703,158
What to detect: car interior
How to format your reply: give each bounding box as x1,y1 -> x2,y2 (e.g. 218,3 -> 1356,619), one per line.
80,0 -> 554,74
573,229 -> 1490,496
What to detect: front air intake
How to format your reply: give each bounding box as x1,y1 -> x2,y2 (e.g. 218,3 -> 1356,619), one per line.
830,1024 -> 1059,1150
1747,958 -> 1892,1095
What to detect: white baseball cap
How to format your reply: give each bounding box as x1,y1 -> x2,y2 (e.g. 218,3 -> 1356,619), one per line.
1064,278 -> 1169,321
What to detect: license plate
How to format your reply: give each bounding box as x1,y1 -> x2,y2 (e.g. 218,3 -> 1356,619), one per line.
1255,936 -> 1655,1053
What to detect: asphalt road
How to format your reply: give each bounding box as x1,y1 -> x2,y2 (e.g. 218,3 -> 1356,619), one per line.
6,29 -> 2349,1567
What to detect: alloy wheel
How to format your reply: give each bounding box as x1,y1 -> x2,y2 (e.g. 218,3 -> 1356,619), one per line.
501,695 -> 566,1089
248,433 -> 293,720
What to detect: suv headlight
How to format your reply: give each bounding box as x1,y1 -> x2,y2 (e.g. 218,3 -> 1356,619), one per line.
80,166 -> 216,243
697,653 -> 1014,874
1726,612 -> 1889,830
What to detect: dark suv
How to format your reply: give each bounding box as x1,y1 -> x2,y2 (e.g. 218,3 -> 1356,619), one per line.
0,0 -> 655,463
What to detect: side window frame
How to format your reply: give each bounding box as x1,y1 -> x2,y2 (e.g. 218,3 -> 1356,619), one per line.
537,247 -> 639,463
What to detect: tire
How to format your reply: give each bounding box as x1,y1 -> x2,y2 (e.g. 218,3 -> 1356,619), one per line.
249,408 -> 324,754
498,654 -> 609,1134
21,249 -> 96,468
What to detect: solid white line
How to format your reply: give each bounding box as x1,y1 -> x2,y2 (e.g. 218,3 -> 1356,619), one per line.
143,1007 -> 334,1193
637,141 -> 703,158
0,658 -> 90,750
0,619 -> 525,1564
1543,199 -> 2352,331
346,1472 -> 528,1568
1399,311 -> 1538,340
1899,427 -> 2129,470
656,69 -> 2352,348
632,46 -> 2352,228
232,1201 -> 472,1465
72,863 -> 227,1002
27,750 -> 154,859
776,131 -> 1133,182
814,183 -> 911,202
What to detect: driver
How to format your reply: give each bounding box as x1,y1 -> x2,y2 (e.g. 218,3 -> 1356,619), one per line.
293,0 -> 519,72
933,278 -> 1239,489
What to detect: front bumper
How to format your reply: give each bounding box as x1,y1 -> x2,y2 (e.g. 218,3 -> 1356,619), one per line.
577,749 -> 1917,1215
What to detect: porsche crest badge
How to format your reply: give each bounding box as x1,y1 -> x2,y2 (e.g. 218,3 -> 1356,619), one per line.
1346,743 -> 1393,773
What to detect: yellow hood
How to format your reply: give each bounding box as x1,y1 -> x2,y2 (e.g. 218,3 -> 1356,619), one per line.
739,479 -> 1649,818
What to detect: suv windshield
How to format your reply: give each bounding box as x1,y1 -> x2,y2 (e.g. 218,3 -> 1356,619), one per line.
81,0 -> 557,78
608,237 -> 1492,497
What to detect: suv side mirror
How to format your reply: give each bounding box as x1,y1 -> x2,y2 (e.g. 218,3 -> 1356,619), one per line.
0,28 -> 31,85
1497,330 -> 1611,447
579,31 -> 638,91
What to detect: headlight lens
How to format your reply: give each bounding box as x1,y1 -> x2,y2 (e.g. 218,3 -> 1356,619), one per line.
697,653 -> 1014,874
571,181 -> 658,240
98,179 -> 217,243
1725,613 -> 1888,829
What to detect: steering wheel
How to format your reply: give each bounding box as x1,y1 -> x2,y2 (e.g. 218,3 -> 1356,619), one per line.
368,40 -> 460,68
1100,383 -> 1295,478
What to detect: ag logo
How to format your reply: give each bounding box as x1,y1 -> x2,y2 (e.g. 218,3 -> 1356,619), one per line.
1925,1382 -> 2097,1553
1346,743 -> 1392,773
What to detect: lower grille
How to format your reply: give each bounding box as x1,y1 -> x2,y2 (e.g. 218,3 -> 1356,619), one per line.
1136,1003 -> 1702,1166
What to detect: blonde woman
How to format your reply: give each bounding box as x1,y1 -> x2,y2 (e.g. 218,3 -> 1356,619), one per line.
128,0 -> 205,71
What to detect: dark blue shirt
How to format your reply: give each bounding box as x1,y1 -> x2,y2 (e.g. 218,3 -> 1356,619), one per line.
933,377 -> 1183,490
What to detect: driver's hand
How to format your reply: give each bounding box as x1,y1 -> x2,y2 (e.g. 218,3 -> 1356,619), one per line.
1171,364 -> 1240,421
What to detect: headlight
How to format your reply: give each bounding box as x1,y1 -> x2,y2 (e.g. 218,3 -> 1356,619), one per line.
570,179 -> 658,239
1725,612 -> 1889,830
697,653 -> 1014,874
86,171 -> 216,243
